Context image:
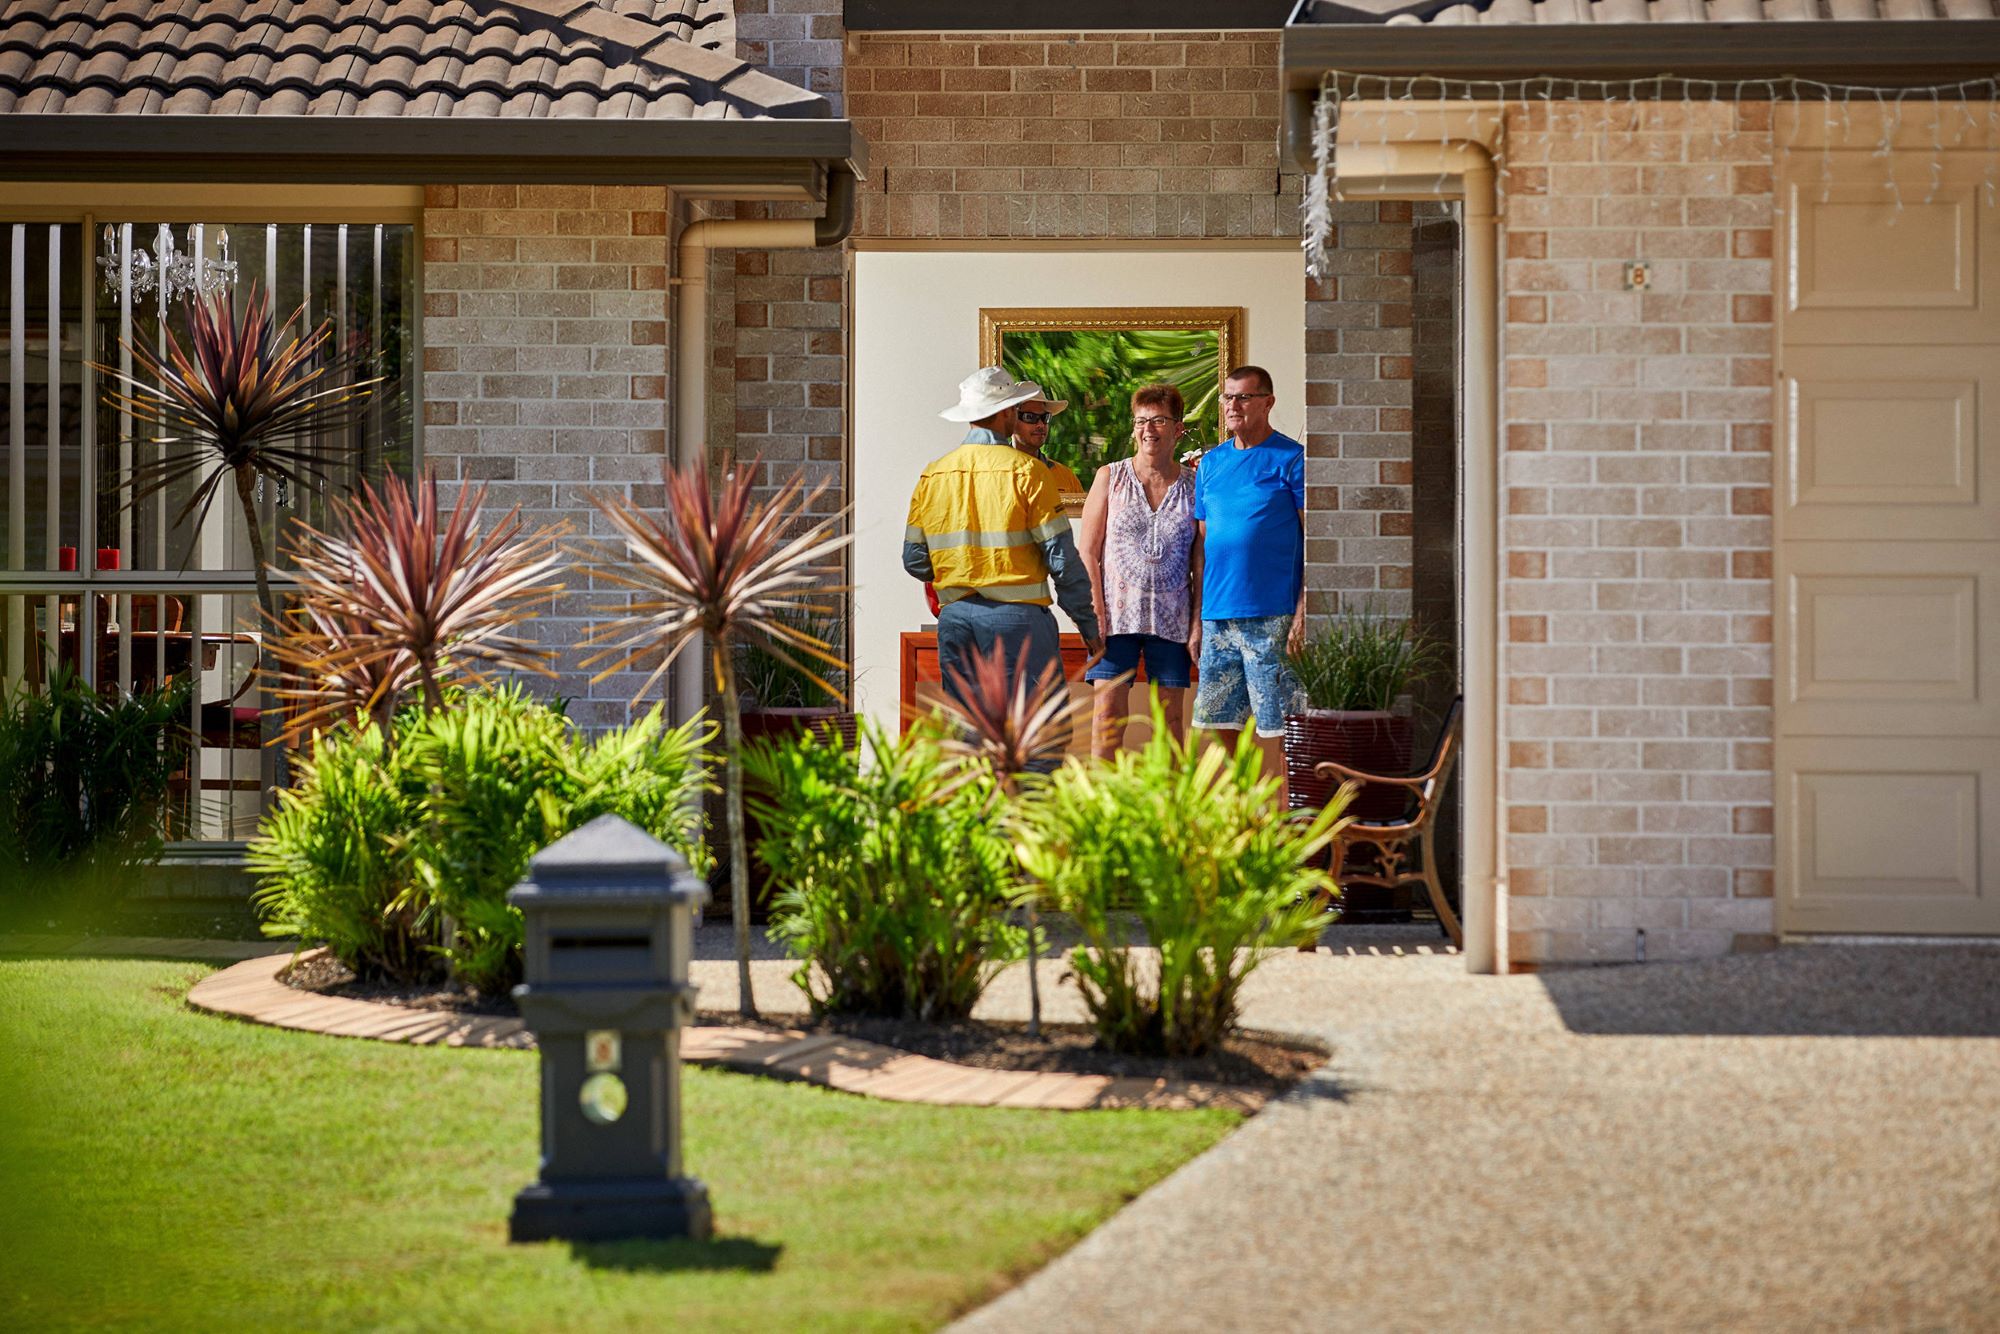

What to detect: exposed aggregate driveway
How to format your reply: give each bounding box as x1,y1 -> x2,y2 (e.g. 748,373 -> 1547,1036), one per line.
952,940 -> 2000,1333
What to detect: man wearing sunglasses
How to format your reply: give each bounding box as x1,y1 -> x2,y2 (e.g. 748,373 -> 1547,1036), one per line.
1191,365 -> 1308,781
1011,398 -> 1085,496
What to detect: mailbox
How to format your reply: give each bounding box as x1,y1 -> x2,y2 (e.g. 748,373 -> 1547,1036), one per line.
507,814 -> 712,1243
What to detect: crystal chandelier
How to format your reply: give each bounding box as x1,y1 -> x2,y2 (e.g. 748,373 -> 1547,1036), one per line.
96,223 -> 238,307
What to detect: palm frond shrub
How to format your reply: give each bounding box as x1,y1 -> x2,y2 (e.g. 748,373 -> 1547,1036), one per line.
581,456 -> 850,1019
250,687 -> 714,993
0,669 -> 190,927
743,720 -> 1022,1022
929,638 -> 1083,1035
276,472 -> 565,737
1012,708 -> 1346,1057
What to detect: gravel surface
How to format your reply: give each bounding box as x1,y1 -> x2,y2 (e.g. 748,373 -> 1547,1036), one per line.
949,942 -> 2000,1333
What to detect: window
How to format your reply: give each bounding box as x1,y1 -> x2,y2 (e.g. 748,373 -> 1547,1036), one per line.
0,219 -> 416,839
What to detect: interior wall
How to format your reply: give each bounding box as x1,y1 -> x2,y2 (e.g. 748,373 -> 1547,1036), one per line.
851,245 -> 1306,733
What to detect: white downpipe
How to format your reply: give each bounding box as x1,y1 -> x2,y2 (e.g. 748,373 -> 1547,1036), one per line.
671,215 -> 815,724
1333,137 -> 1504,975
1459,156 -> 1501,977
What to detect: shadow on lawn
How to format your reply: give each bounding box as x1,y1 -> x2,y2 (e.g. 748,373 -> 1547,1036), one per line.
570,1235 -> 783,1273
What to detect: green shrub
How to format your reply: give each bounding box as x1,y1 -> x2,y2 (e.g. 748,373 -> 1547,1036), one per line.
0,669 -> 189,926
250,686 -> 713,992
249,724 -> 432,980
1285,603 -> 1448,713
1012,714 -> 1345,1057
744,720 -> 1022,1021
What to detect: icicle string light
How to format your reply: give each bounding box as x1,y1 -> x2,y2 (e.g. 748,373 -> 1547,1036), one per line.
1300,71 -> 2000,275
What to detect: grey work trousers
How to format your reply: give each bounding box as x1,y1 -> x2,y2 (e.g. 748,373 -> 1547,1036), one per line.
935,597 -> 1063,713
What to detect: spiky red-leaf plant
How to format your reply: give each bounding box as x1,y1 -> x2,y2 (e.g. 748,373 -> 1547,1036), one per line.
268,600 -> 417,746
97,282 -> 380,631
281,473 -> 566,725
931,638 -> 1090,1036
580,457 -> 851,1019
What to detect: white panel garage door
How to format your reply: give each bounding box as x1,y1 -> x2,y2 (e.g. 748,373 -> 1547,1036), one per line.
1777,136 -> 2000,934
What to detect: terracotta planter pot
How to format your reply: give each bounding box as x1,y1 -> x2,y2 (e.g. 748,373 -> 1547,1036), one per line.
724,707 -> 859,921
1284,709 -> 1415,822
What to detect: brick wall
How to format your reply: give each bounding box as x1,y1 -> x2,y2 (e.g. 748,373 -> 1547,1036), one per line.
421,184 -> 672,727
1497,102 -> 1776,965
847,30 -> 1294,240
1305,201 -> 1416,620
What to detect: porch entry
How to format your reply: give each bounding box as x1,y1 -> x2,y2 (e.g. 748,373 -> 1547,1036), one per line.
1775,121 -> 2000,933
850,245 -> 1308,740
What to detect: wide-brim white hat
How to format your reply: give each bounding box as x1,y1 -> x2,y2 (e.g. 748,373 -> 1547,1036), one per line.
938,366 -> 1067,422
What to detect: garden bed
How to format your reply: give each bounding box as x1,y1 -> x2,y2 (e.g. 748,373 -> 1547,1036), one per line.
279,954 -> 1327,1106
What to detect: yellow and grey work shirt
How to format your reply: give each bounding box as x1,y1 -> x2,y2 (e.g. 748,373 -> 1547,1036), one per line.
903,428 -> 1100,640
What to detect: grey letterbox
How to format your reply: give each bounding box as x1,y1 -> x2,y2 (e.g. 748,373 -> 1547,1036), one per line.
507,814 -> 713,1243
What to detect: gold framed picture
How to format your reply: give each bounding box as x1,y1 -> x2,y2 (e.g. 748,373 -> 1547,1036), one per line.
978,305 -> 1247,494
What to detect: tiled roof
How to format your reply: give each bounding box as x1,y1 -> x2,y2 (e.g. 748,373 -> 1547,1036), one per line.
0,0 -> 825,120
1304,0 -> 1998,23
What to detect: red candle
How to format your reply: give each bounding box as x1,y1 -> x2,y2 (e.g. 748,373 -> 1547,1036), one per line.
58,546 -> 77,571
95,547 -> 120,571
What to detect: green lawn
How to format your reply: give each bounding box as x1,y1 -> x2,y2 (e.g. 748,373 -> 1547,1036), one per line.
0,959 -> 1235,1332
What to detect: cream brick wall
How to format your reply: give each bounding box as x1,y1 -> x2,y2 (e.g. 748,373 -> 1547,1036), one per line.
1498,102 -> 1777,966
421,184 -> 672,727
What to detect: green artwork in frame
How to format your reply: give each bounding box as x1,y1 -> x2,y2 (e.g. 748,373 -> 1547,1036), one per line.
983,306 -> 1245,493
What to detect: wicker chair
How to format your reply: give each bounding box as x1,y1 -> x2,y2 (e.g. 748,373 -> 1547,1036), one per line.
1313,698 -> 1463,948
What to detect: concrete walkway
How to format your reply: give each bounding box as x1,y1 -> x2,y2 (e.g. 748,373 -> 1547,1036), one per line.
957,942 -> 2000,1332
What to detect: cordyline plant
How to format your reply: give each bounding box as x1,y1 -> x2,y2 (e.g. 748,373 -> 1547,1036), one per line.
273,473 -> 566,744
580,457 -> 850,1019
97,283 -> 380,633
932,638 -> 1087,1037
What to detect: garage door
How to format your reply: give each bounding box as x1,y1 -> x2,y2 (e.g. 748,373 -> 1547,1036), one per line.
1776,130 -> 2000,934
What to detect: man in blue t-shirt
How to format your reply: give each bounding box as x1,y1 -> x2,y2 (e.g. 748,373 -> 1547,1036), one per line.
1191,365 -> 1306,775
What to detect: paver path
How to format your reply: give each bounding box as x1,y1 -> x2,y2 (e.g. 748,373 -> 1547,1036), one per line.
184,951 -> 1251,1111
957,943 -> 2000,1332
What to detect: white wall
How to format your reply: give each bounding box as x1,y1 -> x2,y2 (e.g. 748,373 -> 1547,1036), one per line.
851,248 -> 1307,733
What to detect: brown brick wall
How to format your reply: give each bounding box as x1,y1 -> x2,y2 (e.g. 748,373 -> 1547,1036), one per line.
1498,102 -> 1776,965
420,184 -> 672,726
847,31 -> 1297,240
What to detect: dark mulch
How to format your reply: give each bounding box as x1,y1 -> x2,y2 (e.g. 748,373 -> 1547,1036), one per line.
707,1011 -> 1328,1107
282,953 -> 517,1017
281,955 -> 1329,1107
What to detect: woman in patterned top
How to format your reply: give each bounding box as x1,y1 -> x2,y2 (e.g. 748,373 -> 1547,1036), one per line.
1077,383 -> 1204,759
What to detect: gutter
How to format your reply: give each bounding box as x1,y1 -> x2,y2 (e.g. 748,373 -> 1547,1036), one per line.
1281,20 -> 2000,87
669,165 -> 858,723
0,115 -> 869,189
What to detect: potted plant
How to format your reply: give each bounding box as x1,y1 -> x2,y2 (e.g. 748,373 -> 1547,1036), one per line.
1283,608 -> 1447,916
737,604 -> 857,750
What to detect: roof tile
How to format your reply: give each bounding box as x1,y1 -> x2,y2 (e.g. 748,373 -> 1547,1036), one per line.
0,0 -> 816,121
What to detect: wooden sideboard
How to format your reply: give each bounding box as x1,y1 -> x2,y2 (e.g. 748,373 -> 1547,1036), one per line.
900,629 -> 1186,753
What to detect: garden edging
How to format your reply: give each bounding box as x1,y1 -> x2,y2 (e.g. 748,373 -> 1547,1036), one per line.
185,952 -> 1255,1111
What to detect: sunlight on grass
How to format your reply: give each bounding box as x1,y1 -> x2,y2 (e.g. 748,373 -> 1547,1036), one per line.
0,959 -> 1235,1333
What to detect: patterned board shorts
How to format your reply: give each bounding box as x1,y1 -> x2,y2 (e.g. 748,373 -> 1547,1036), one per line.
1192,614 -> 1301,738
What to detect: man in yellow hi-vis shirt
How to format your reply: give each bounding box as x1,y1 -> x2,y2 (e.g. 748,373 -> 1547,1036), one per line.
905,367 -> 1103,719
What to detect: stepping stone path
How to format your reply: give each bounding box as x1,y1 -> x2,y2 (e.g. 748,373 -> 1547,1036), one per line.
186,952 -> 1255,1111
